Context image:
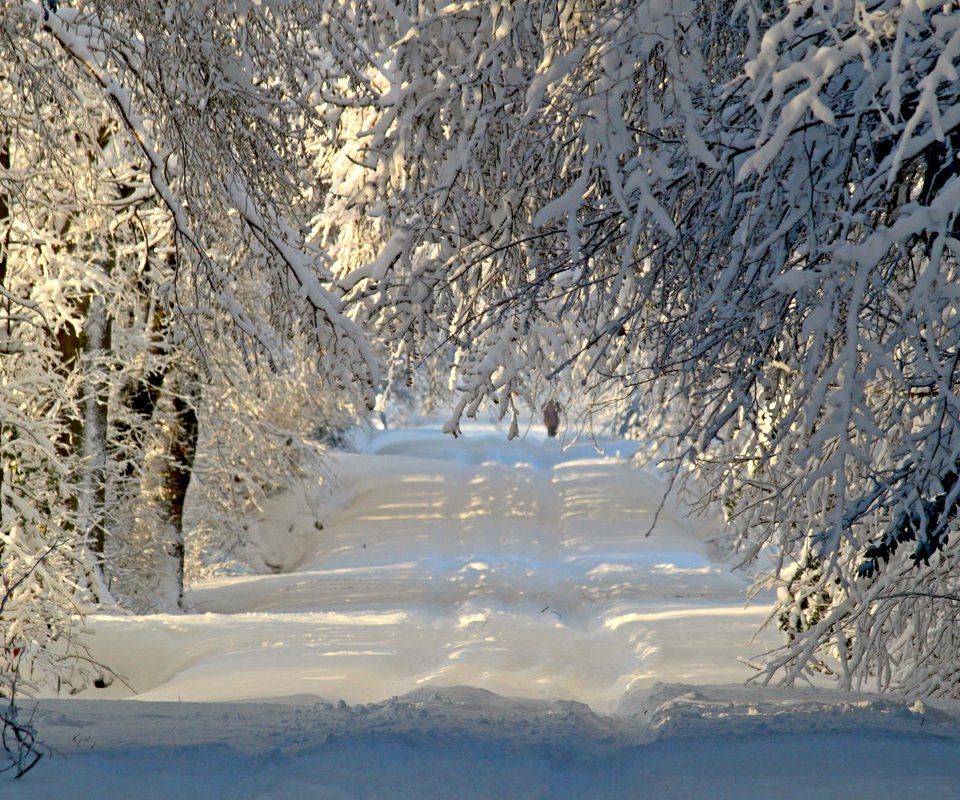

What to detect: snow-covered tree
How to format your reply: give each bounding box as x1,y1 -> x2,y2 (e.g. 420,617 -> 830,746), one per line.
29,0 -> 379,395
1,0 -> 380,684
712,0 -> 960,696
1,32 -> 120,688
320,0 -> 960,696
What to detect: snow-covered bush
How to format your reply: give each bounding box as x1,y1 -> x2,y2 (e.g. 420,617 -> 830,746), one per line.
183,331 -> 358,582
0,362 -> 98,693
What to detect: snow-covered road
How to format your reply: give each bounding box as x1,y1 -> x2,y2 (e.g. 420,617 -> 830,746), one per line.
80,426 -> 772,712
13,426 -> 960,798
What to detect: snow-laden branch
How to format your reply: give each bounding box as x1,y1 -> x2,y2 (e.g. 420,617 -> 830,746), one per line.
26,1 -> 379,401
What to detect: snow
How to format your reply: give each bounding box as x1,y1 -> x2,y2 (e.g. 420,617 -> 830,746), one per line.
9,424 -> 960,796
75,426 -> 768,710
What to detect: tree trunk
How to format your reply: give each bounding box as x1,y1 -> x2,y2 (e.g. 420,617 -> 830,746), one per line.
76,294 -> 112,557
52,273 -> 114,565
0,129 -> 9,537
152,367 -> 199,610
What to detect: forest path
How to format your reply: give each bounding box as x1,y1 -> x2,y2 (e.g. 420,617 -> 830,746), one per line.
79,425 -> 774,713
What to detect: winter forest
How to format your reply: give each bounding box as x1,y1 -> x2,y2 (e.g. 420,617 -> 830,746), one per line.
4,0 -> 960,790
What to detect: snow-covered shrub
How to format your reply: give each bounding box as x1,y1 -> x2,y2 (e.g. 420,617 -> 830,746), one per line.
0,366 -> 98,693
183,330 -> 359,581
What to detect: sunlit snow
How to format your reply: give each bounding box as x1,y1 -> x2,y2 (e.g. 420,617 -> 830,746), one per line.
11,425 -> 960,798
75,425 -> 770,711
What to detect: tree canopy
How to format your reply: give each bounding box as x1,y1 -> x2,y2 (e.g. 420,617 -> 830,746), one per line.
3,0 -> 960,697
318,0 -> 960,695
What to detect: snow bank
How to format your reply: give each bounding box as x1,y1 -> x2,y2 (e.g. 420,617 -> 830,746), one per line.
10,683 -> 960,799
